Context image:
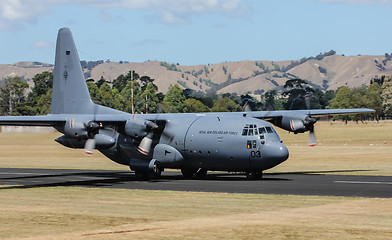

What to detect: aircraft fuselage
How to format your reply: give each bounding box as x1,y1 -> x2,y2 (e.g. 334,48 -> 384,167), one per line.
92,114 -> 289,177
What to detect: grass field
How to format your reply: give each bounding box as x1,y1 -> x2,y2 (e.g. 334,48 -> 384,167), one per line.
0,120 -> 391,239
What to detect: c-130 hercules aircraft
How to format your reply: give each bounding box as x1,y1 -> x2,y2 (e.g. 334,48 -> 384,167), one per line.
0,28 -> 374,179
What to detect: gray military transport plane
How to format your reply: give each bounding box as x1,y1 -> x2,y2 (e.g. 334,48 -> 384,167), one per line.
0,28 -> 374,179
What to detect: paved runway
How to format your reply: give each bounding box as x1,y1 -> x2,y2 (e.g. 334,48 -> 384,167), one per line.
0,168 -> 391,198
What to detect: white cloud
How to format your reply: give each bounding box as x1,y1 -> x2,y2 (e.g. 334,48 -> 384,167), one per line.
30,40 -> 52,49
0,0 -> 250,30
0,0 -> 48,30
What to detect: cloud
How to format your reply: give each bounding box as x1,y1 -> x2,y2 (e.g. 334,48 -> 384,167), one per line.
30,40 -> 52,49
0,0 -> 48,30
316,0 -> 392,5
0,0 -> 250,30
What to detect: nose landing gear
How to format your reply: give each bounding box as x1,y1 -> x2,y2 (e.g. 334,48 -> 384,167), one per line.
246,170 -> 263,180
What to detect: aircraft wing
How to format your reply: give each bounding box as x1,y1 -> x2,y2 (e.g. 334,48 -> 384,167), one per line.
0,113 -> 131,127
248,108 -> 375,120
0,115 -> 67,126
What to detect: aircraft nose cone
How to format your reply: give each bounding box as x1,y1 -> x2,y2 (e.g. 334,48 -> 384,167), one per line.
263,143 -> 289,163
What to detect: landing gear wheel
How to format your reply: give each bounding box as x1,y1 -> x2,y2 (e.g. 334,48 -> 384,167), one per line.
195,168 -> 207,178
181,168 -> 194,179
246,171 -> 263,180
256,171 -> 263,179
148,167 -> 162,179
246,171 -> 257,180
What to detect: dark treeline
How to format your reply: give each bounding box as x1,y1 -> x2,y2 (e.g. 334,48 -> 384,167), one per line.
0,70 -> 390,122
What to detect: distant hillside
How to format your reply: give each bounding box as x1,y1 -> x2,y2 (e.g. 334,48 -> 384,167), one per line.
1,52 -> 392,94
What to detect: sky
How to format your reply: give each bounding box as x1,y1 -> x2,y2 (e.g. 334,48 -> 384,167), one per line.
0,0 -> 391,66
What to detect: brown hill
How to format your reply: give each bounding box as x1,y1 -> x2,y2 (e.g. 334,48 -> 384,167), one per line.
1,54 -> 391,94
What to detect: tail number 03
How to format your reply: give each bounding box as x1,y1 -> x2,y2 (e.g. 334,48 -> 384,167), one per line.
250,150 -> 261,158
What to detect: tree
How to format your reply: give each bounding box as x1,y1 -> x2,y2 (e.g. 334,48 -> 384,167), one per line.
96,76 -> 107,88
264,90 -> 277,110
330,86 -> 354,123
282,79 -> 314,110
240,94 -> 262,111
139,82 -> 159,113
112,71 -> 139,92
184,98 -> 209,113
211,97 -> 241,112
322,90 -> 336,108
36,89 -> 52,115
365,82 -> 382,121
99,82 -> 121,110
140,76 -> 155,92
25,71 -> 53,115
119,80 -> 142,113
162,84 -> 186,113
0,76 -> 29,115
87,81 -> 102,105
381,74 -> 392,117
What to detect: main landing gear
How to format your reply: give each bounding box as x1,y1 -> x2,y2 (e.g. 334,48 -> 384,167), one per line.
246,170 -> 263,180
181,168 -> 208,179
135,167 -> 162,180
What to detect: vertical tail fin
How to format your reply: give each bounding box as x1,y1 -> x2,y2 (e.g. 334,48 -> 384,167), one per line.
51,28 -> 94,114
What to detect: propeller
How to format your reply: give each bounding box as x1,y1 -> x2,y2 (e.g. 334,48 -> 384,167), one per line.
137,121 -> 159,155
242,99 -> 252,112
83,104 -> 100,155
84,120 -> 100,155
304,94 -> 317,147
308,125 -> 317,147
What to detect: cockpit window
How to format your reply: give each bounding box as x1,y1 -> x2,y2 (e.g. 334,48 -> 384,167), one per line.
265,126 -> 274,133
242,124 -> 258,136
259,127 -> 266,134
242,129 -> 248,136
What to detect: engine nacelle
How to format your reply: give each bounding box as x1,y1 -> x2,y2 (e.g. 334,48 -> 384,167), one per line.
125,118 -> 148,138
64,118 -> 87,138
280,114 -> 316,133
55,134 -> 115,149
281,116 -> 306,133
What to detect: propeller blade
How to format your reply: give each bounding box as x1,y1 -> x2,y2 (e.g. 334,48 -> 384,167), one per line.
308,127 -> 317,147
305,95 -> 311,110
138,132 -> 153,155
84,138 -> 96,156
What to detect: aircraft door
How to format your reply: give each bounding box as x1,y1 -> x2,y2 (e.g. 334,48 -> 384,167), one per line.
242,124 -> 262,169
